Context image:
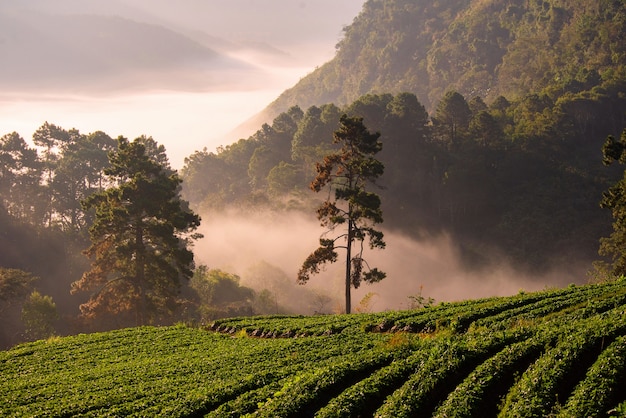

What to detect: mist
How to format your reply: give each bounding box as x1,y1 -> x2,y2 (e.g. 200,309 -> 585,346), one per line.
194,210 -> 582,314
0,0 -> 365,168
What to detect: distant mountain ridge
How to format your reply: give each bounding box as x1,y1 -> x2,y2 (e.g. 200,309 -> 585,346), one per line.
0,10 -> 263,92
249,0 -> 626,125
0,0 -> 364,95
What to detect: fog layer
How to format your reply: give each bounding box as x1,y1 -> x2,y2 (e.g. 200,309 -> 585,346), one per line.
195,210 -> 580,313
0,1 -> 365,168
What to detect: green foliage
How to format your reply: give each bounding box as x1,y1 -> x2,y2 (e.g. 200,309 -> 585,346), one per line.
72,136 -> 201,326
433,333 -> 553,418
314,344 -> 428,418
2,280 -> 626,416
599,129 -> 626,276
499,309 -> 626,417
1,124 -> 116,232
51,129 -> 117,233
0,132 -> 41,224
21,291 -> 58,341
0,268 -> 37,303
263,0 -> 626,116
189,266 -> 255,322
609,402 -> 626,418
432,90 -> 472,145
557,335 -> 626,417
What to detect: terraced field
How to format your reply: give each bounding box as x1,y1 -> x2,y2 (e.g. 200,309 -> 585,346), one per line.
2,279 -> 626,417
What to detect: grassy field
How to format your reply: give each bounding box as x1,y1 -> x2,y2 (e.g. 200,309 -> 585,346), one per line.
2,279 -> 626,417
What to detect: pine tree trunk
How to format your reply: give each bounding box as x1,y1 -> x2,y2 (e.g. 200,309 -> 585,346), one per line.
135,223 -> 146,326
345,219 -> 353,314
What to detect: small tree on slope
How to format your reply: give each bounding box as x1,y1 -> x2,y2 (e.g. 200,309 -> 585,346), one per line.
298,115 -> 386,314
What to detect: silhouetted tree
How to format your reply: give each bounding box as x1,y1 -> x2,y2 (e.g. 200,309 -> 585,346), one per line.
32,122 -> 70,227
52,129 -> 117,233
298,115 -> 386,314
597,128 -> 626,276
0,133 -> 41,223
432,90 -> 472,145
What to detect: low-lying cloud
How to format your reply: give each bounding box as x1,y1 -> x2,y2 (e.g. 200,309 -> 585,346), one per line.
194,210 -> 585,313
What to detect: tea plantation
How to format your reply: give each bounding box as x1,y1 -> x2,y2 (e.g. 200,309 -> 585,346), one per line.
2,279 -> 626,417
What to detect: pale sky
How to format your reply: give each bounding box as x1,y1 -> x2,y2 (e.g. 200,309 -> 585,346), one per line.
0,0 -> 366,168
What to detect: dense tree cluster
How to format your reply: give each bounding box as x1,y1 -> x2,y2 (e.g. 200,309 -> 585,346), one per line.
183,86 -> 626,272
1,124 -> 116,233
262,0 -> 626,121
0,125 -> 116,345
597,129 -> 626,277
0,126 -> 287,347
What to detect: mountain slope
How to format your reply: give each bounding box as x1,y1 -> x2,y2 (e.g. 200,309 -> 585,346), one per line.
2,278 -> 626,416
250,0 -> 626,124
197,0 -> 626,275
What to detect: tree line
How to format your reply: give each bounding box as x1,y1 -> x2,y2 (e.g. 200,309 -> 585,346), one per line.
3,84 -> 626,344
0,127 -> 321,348
182,86 -> 626,273
261,0 -> 626,124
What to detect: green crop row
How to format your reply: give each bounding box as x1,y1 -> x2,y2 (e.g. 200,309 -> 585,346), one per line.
210,313 -> 374,337
373,329 -> 527,417
250,348 -> 395,417
557,335 -> 626,417
499,307 -> 626,417
432,331 -> 554,417
1,324 -> 400,417
314,344 -> 432,417
210,281 -> 625,339
471,282 -> 622,330
3,280 -> 626,416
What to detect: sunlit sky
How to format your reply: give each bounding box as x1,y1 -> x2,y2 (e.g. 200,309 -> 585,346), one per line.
0,0 -> 366,168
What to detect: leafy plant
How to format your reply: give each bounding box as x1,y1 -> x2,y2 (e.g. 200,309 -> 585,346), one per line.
21,291 -> 58,341
2,280 -> 626,416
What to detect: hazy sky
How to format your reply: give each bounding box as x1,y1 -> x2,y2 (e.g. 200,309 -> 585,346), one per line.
0,0 -> 366,168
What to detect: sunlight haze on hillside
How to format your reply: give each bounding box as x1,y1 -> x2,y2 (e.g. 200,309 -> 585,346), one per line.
0,0 -> 365,167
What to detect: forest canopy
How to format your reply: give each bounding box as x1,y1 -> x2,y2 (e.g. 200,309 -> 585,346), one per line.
257,0 -> 626,123
182,0 -> 626,277
182,85 -> 626,273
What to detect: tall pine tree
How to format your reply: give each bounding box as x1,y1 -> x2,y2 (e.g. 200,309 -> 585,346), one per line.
72,137 -> 201,326
298,115 -> 385,313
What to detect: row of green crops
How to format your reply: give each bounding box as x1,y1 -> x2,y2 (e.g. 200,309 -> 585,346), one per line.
212,280 -> 626,337
2,279 -> 626,416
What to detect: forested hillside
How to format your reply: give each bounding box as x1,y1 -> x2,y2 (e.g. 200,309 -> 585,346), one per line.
256,0 -> 626,119
183,0 -> 626,274
182,87 -> 625,273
